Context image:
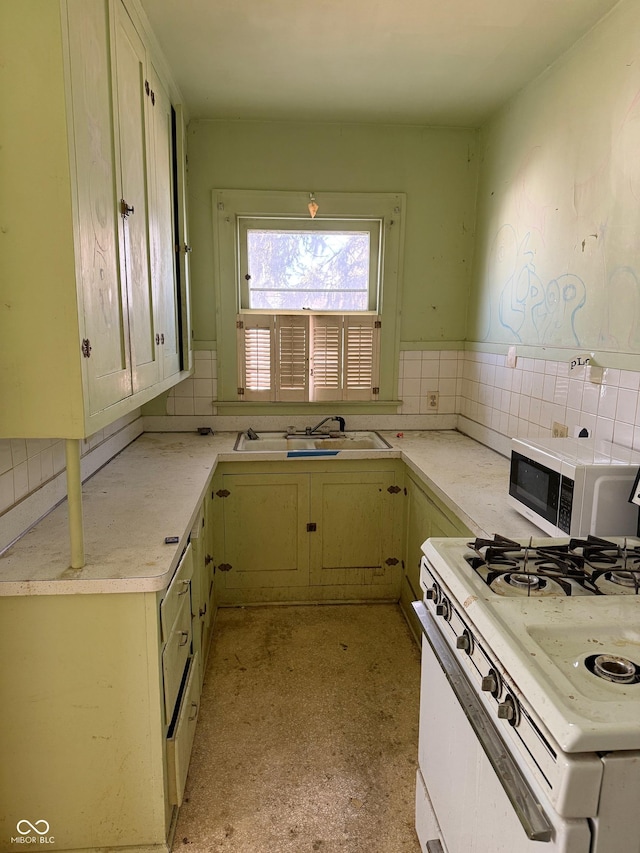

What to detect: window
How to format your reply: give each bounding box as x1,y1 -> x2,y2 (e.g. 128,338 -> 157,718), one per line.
238,217 -> 381,311
212,190 -> 405,408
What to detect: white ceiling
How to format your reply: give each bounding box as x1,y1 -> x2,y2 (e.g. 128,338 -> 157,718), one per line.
140,0 -> 620,126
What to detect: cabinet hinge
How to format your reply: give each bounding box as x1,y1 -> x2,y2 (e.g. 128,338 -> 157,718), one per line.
81,338 -> 92,358
385,557 -> 400,566
238,387 -> 245,396
205,554 -> 213,565
374,320 -> 382,328
306,523 -> 317,532
218,563 -> 232,572
236,319 -> 244,329
215,489 -> 230,498
387,485 -> 402,494
372,387 -> 380,395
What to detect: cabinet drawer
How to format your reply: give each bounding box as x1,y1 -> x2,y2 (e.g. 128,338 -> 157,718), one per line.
161,544 -> 194,642
162,593 -> 192,718
167,652 -> 200,807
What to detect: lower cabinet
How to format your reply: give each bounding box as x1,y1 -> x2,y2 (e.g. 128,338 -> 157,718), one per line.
211,460 -> 404,605
0,529 -> 214,852
401,470 -> 472,640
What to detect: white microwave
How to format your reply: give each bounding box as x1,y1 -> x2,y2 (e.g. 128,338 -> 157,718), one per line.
509,437 -> 640,537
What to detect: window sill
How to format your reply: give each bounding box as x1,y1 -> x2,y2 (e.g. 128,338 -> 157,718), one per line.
214,400 -> 401,415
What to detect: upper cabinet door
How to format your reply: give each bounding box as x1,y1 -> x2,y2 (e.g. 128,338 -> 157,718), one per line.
67,0 -> 132,415
174,104 -> 193,375
148,63 -> 181,380
112,0 -> 159,394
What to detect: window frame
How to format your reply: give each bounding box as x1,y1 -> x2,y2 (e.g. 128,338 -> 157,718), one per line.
212,189 -> 405,408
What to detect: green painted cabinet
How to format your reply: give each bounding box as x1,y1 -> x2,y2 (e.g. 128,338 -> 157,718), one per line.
401,470 -> 472,639
0,0 -> 188,439
189,496 -> 216,687
308,470 -> 401,587
211,461 -> 404,604
0,540 -> 211,852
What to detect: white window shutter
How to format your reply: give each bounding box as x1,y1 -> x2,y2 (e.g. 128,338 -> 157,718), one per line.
237,314 -> 274,400
344,315 -> 380,400
238,313 -> 380,402
310,316 -> 343,401
275,315 -> 308,401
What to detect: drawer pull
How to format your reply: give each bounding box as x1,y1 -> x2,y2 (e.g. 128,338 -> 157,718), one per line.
189,702 -> 198,722
179,631 -> 189,647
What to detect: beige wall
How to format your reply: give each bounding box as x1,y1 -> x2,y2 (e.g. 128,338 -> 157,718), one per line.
186,119 -> 478,348
468,0 -> 640,367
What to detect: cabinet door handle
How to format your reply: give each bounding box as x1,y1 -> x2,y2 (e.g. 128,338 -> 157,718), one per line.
189,702 -> 198,722
120,199 -> 134,217
178,580 -> 190,595
178,631 -> 189,646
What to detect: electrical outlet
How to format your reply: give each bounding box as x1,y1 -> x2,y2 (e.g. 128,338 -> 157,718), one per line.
552,422 -> 569,438
427,392 -> 439,411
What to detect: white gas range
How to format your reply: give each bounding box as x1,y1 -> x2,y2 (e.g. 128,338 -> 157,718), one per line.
412,534 -> 640,853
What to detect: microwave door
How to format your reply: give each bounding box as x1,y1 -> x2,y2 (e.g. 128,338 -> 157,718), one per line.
509,451 -> 561,529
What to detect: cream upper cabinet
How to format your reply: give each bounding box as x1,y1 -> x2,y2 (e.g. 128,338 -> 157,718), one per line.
148,62 -> 182,380
0,0 -> 189,439
112,0 -> 160,394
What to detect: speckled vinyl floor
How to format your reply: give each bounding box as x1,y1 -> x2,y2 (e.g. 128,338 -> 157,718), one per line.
172,603 -> 422,853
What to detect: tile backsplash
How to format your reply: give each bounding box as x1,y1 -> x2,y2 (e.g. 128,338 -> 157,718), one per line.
397,350 -> 640,450
161,348 -> 640,452
165,350 -> 218,416
0,411 -> 142,526
4,349 -> 640,542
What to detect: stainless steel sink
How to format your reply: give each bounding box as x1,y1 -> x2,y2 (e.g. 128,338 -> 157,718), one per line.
234,430 -> 392,453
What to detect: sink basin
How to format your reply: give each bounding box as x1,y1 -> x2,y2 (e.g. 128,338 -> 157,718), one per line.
234,430 -> 392,453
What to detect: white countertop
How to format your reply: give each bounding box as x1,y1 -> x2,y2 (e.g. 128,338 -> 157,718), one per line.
0,429 -> 542,596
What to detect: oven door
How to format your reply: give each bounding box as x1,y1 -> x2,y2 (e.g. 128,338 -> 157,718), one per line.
413,602 -> 591,853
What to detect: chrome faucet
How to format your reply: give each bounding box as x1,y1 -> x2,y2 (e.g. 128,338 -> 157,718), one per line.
305,416 -> 346,435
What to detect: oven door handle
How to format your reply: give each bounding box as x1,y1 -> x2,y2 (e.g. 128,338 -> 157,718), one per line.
412,600 -> 553,843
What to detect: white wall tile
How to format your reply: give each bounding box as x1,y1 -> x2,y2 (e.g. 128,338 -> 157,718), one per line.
616,388 -> 638,424
0,441 -> 13,476
11,440 -> 27,466
598,385 -> 618,420
620,371 -> 640,391
0,470 -> 14,513
403,359 -> 422,378
13,461 -> 29,500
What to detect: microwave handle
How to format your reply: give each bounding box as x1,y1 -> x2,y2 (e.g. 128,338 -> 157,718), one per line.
412,600 -> 553,843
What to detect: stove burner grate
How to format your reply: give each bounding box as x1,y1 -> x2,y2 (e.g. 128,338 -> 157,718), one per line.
464,534 -> 640,596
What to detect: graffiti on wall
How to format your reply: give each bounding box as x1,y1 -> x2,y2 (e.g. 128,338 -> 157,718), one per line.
487,224 -> 586,346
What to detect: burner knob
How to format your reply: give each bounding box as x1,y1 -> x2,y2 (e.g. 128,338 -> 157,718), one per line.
435,596 -> 450,620
456,630 -> 473,654
426,587 -> 437,601
481,673 -> 499,695
497,694 -> 519,726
